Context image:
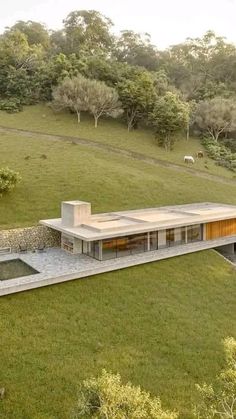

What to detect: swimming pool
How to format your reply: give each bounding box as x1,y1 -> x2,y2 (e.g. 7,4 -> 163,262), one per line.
0,259 -> 38,281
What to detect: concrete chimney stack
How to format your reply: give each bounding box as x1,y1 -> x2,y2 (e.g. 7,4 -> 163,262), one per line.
61,201 -> 91,227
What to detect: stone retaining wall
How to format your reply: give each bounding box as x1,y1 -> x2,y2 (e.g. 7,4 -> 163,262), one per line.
0,226 -> 60,252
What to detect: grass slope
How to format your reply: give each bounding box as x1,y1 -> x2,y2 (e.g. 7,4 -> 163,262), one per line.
1,132 -> 236,229
0,104 -> 234,179
1,251 -> 236,419
0,119 -> 236,418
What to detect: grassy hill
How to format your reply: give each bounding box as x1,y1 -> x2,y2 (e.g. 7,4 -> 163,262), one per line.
0,103 -> 235,179
0,108 -> 236,418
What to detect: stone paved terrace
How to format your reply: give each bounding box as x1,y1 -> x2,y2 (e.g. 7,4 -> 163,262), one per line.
0,234 -> 236,296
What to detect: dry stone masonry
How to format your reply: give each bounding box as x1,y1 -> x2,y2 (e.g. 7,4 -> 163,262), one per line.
0,226 -> 60,252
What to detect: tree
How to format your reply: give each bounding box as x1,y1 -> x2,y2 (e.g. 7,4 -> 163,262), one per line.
195,97 -> 236,141
118,70 -> 156,131
0,29 -> 45,107
195,337 -> 236,419
0,168 -> 21,196
115,30 -> 159,70
63,10 -> 114,55
52,75 -> 89,123
8,21 -> 50,49
86,79 -> 123,127
73,369 -> 178,419
149,92 -> 189,151
165,31 -> 236,101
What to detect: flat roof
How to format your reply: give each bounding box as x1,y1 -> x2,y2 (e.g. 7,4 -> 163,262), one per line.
40,202 -> 236,241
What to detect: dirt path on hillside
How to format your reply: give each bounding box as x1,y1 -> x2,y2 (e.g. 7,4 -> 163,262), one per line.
1,125 -> 236,186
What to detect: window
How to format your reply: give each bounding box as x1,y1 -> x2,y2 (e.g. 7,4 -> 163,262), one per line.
102,239 -> 117,260
129,233 -> 148,254
187,224 -> 202,243
102,233 -> 148,260
150,231 -> 158,251
116,237 -> 131,258
174,227 -> 186,245
86,241 -> 100,260
166,228 -> 175,247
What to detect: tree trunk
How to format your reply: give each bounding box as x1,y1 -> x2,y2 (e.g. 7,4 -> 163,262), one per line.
215,131 -> 220,142
186,121 -> 189,141
76,110 -> 81,124
165,135 -> 169,152
127,110 -> 135,132
94,116 -> 98,128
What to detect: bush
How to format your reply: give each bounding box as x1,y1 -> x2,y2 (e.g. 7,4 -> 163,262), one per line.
73,369 -> 178,419
0,98 -> 23,113
195,337 -> 236,419
202,137 -> 236,172
0,168 -> 21,195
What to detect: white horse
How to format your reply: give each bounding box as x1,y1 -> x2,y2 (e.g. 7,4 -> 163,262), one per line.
184,155 -> 195,164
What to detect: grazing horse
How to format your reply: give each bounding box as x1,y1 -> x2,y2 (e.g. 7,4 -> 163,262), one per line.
184,155 -> 195,164
196,151 -> 204,158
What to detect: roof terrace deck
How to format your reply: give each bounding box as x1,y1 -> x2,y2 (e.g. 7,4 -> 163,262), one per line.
40,202 -> 236,241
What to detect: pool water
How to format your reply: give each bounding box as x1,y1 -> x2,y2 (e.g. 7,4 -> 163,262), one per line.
0,259 -> 38,281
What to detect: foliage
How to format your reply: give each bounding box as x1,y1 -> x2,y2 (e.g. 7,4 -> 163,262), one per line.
53,76 -> 122,126
202,137 -> 236,172
115,30 -> 159,70
149,92 -> 189,150
1,11 -> 236,146
86,79 -> 123,127
63,10 -> 114,55
195,97 -> 236,141
118,70 -> 156,130
0,167 -> 21,195
8,20 -> 50,49
52,75 -> 89,122
165,31 -> 236,101
73,369 -> 178,419
195,337 -> 236,419
0,97 -> 22,113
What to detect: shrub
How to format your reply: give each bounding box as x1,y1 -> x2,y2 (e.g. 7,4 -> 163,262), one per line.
0,168 -> 21,195
202,137 -> 236,172
195,337 -> 236,419
73,369 -> 178,419
0,98 -> 23,113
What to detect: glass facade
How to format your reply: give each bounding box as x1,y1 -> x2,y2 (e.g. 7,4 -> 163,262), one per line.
187,224 -> 202,242
86,241 -> 100,260
84,224 -> 203,260
166,228 -> 175,247
150,231 -> 158,251
102,233 -> 148,260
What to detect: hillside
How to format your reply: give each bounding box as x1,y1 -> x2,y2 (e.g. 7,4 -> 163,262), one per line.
0,110 -> 236,419
0,104 -> 235,180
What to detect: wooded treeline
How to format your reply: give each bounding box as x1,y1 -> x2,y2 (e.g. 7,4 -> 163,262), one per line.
1,10 -> 236,155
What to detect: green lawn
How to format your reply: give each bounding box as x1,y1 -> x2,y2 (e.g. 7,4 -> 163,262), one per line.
1,131 -> 236,230
0,123 -> 236,418
0,104 -> 234,179
1,252 -> 236,419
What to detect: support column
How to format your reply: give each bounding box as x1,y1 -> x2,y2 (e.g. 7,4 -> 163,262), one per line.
216,243 -> 235,255
99,240 -> 103,261
147,232 -> 150,251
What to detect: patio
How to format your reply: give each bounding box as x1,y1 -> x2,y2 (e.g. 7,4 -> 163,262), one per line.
1,233 -> 236,296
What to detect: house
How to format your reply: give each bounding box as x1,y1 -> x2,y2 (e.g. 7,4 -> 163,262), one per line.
40,200 -> 236,261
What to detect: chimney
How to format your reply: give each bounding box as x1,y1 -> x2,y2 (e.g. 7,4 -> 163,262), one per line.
61,200 -> 91,227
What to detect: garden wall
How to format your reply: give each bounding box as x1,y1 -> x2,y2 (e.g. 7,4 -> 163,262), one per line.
0,226 -> 60,252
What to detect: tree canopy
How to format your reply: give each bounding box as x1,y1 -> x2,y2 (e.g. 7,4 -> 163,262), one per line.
150,92 -> 190,150
73,369 -> 178,419
195,97 -> 236,141
1,9 -> 236,147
